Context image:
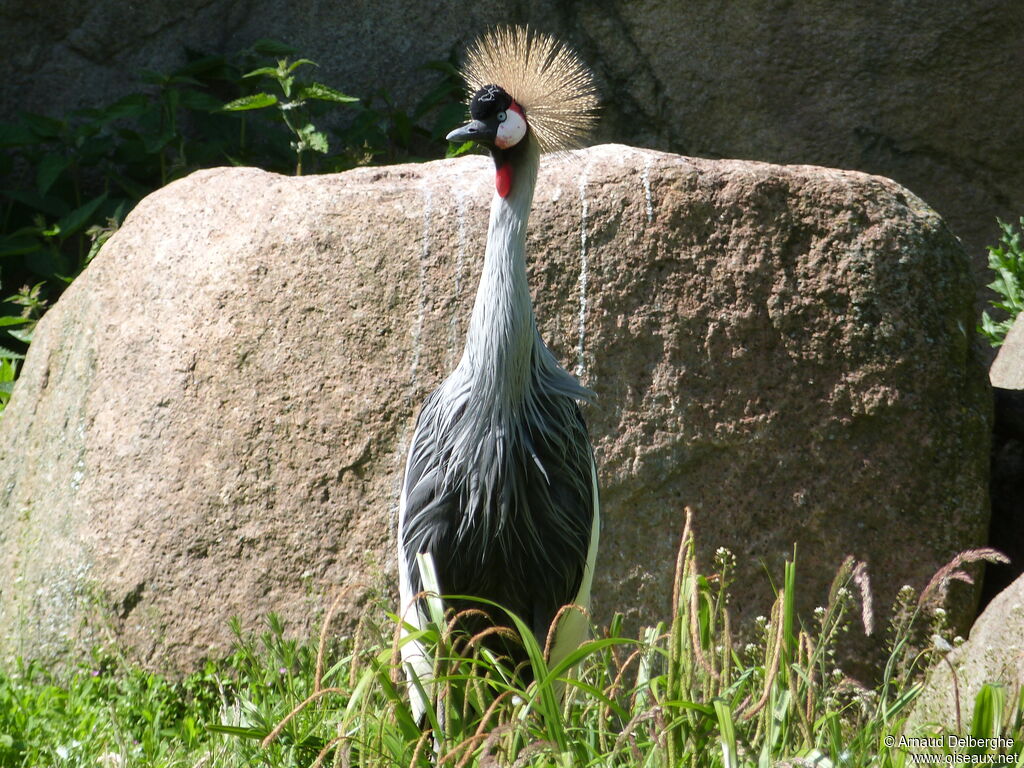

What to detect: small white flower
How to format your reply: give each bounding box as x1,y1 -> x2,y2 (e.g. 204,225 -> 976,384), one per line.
713,547 -> 736,569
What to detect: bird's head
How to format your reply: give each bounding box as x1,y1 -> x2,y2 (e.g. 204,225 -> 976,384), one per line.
445,27 -> 599,198
446,84 -> 529,151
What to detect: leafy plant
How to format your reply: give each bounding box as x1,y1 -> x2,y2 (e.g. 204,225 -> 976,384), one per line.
211,512 -> 1013,767
0,283 -> 41,411
223,43 -> 359,176
336,59 -> 474,167
0,355 -> 17,411
979,216 -> 1024,346
0,652 -> 221,766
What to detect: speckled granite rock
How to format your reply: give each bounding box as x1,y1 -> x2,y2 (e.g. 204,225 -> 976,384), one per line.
911,572 -> 1024,730
0,144 -> 990,672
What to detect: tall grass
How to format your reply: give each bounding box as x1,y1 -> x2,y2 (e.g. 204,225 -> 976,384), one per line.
214,509 -> 1018,767
0,511 -> 1019,767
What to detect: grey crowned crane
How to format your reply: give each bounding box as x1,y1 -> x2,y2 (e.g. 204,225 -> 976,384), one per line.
397,26 -> 600,724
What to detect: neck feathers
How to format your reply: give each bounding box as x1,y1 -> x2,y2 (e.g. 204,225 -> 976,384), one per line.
461,137 -> 541,405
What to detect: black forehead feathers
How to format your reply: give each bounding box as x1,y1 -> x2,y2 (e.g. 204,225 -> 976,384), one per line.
470,84 -> 512,120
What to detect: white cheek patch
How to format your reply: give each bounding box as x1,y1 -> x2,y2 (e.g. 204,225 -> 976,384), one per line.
495,107 -> 528,149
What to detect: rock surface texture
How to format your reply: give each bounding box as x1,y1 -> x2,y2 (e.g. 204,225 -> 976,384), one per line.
911,572 -> 1024,730
0,145 -> 990,671
2,1 -> 1021,287
989,315 -> 1024,390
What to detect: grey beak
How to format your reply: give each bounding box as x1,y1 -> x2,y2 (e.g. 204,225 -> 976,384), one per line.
446,119 -> 495,144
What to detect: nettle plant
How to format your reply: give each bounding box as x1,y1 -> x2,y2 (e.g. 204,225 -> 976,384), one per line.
223,54 -> 359,176
979,217 -> 1024,346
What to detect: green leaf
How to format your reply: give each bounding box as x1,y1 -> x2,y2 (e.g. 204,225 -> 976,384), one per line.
0,317 -> 27,327
22,112 -> 65,139
56,194 -> 107,239
0,346 -> 24,360
205,723 -> 268,739
90,93 -> 149,124
971,683 -> 1006,741
0,233 -> 41,258
413,79 -> 462,119
176,53 -> 229,78
178,89 -> 225,112
242,66 -> 280,80
0,357 -> 17,382
446,140 -> 475,159
77,134 -> 116,164
222,93 -> 278,111
298,82 -> 359,103
298,125 -> 328,154
432,102 -> 469,140
7,327 -> 32,343
36,153 -> 71,196
0,121 -> 37,146
142,130 -> 175,154
107,169 -> 152,200
390,111 -> 413,147
981,217 -> 1024,346
85,231 -> 110,264
286,58 -> 318,73
2,189 -> 71,218
140,69 -> 171,85
165,74 -> 206,87
714,699 -> 739,768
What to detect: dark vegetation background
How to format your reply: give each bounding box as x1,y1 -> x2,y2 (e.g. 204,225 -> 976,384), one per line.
2,0 -> 1021,281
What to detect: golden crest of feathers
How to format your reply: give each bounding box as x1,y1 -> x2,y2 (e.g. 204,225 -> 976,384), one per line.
462,26 -> 599,154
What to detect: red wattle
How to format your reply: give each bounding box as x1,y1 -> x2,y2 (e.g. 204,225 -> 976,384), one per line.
496,164 -> 513,198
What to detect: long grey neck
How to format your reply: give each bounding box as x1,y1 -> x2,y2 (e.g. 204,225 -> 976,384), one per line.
460,138 -> 541,406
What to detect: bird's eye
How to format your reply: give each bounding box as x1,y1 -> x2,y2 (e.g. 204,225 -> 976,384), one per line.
496,110 -> 507,123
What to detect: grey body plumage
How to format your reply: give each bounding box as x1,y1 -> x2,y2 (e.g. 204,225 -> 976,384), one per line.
397,27 -> 600,725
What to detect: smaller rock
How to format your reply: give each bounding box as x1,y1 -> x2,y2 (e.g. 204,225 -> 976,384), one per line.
911,572 -> 1024,731
989,314 -> 1024,390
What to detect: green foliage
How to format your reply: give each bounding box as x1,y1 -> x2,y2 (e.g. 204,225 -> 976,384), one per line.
0,356 -> 16,411
0,40 -> 468,406
1,521 -> 1019,766
0,651 -> 222,766
0,283 -> 41,412
222,43 -> 359,176
979,217 -> 1024,346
